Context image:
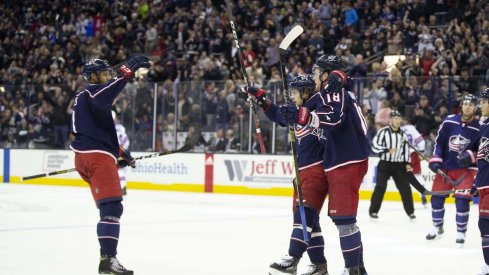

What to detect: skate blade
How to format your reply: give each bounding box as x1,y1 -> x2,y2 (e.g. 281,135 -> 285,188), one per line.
456,242 -> 464,248
268,269 -> 295,275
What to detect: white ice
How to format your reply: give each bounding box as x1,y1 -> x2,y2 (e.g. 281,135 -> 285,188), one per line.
0,184 -> 483,275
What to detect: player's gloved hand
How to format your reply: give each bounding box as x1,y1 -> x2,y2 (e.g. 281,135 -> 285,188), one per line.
120,56 -> 151,79
457,150 -> 475,168
241,86 -> 271,110
326,70 -> 347,93
118,146 -> 136,168
428,162 -> 442,173
470,183 -> 479,197
279,105 -> 310,125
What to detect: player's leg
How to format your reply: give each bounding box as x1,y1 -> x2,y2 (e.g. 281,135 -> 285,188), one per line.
453,169 -> 477,245
327,160 -> 368,274
478,189 -> 489,274
392,164 -> 415,218
426,173 -> 450,240
270,164 -> 328,275
369,161 -> 389,218
78,153 -> 132,275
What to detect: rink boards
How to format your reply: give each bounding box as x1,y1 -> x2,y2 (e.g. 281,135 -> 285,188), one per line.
1,149 -> 449,202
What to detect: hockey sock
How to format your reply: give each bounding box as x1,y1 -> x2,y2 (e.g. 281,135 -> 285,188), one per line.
306,219 -> 326,264
431,195 -> 446,228
479,218 -> 489,265
455,198 -> 470,233
98,201 -> 123,257
335,219 -> 362,268
288,206 -> 317,258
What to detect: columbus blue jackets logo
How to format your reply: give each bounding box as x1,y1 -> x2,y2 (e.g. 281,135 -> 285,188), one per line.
448,135 -> 470,153
294,124 -> 326,145
478,137 -> 489,162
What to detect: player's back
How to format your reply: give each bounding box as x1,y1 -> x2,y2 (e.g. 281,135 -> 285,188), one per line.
476,121 -> 489,188
70,86 -> 120,158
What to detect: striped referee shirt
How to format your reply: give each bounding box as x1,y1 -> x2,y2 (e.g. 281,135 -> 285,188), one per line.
372,126 -> 411,162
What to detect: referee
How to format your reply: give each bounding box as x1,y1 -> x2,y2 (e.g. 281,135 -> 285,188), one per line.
369,110 -> 416,219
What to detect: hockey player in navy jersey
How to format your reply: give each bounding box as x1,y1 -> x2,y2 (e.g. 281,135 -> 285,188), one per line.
475,88 -> 489,275
426,94 -> 480,245
260,55 -> 369,275
71,56 -> 151,275
246,75 -> 328,275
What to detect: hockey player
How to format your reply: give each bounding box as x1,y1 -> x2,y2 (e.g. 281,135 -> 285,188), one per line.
71,56 -> 151,274
246,75 -> 328,275
427,94 -> 480,245
274,55 -> 369,275
112,111 -> 130,196
401,117 -> 428,206
475,89 -> 489,275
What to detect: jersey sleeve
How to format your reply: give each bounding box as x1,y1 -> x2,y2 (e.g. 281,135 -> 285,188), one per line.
313,90 -> 347,130
431,121 -> 447,163
372,128 -> 388,154
263,103 -> 291,127
89,77 -> 128,110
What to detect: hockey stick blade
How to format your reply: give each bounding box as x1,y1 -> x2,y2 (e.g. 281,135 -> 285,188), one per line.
279,25 -> 304,51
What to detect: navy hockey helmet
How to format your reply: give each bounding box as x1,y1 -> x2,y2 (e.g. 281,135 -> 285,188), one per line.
313,55 -> 347,73
289,74 -> 316,98
82,59 -> 112,81
460,94 -> 478,106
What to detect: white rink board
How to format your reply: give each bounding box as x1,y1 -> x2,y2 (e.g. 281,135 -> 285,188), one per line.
10,149 -> 78,179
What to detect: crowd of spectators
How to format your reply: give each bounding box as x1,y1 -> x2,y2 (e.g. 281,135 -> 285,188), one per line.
0,0 -> 488,153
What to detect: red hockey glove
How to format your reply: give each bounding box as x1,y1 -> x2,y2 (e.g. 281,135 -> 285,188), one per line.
120,55 -> 151,80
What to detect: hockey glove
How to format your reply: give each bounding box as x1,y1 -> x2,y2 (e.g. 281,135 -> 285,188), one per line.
428,162 -> 441,173
457,150 -> 475,168
120,56 -> 151,80
326,70 -> 347,94
470,183 -> 479,197
118,146 -> 136,168
242,86 -> 271,110
279,105 -> 310,126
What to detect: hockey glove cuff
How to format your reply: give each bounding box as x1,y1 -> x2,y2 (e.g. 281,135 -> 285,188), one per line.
428,162 -> 442,173
118,146 -> 136,168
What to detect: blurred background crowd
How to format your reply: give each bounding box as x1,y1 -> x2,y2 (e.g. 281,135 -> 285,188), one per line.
0,0 -> 488,155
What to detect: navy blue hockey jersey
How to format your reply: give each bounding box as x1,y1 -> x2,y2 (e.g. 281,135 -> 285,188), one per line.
304,89 -> 369,171
476,119 -> 489,189
264,103 -> 324,169
70,76 -> 128,160
431,114 -> 480,170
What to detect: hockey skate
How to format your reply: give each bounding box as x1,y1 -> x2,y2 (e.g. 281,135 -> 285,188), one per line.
98,256 -> 133,275
425,226 -> 444,240
369,213 -> 378,219
122,186 -> 127,196
341,266 -> 362,275
408,213 -> 416,220
301,263 -> 328,275
456,232 -> 466,247
269,255 -> 300,275
477,264 -> 489,275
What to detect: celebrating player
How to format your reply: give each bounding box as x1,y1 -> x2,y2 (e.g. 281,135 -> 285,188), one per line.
475,88 -> 489,275
246,75 -> 328,275
426,94 -> 480,245
71,56 -> 150,275
276,55 -> 369,275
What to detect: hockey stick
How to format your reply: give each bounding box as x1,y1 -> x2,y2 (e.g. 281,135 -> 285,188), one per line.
224,0 -> 266,154
22,125 -> 203,181
400,130 -> 464,187
405,171 -> 454,196
278,25 -> 309,242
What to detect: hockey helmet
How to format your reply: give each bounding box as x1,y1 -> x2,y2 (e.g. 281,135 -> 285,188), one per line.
460,94 -> 478,106
481,88 -> 489,100
290,74 -> 316,91
313,55 -> 347,73
389,109 -> 402,118
82,59 -> 112,81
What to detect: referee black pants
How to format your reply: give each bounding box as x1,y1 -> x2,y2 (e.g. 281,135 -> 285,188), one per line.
369,160 -> 414,216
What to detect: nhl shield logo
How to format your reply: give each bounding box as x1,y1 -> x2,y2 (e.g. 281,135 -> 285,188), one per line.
478,137 -> 489,162
448,135 -> 470,153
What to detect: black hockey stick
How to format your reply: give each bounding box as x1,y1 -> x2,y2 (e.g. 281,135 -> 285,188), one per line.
22,125 -> 203,181
400,130 -> 464,187
405,171 -> 454,196
278,25 -> 309,242
224,0 -> 266,154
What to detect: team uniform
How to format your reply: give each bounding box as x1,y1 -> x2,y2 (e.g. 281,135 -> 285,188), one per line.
428,113 -> 480,243
71,57 -> 150,275
401,124 -> 427,205
476,89 -> 489,275
247,76 -> 328,275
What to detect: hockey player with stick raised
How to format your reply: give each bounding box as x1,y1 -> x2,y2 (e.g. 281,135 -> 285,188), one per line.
426,94 -> 480,245
71,56 -> 151,274
276,55 -> 369,275
245,75 -> 328,275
